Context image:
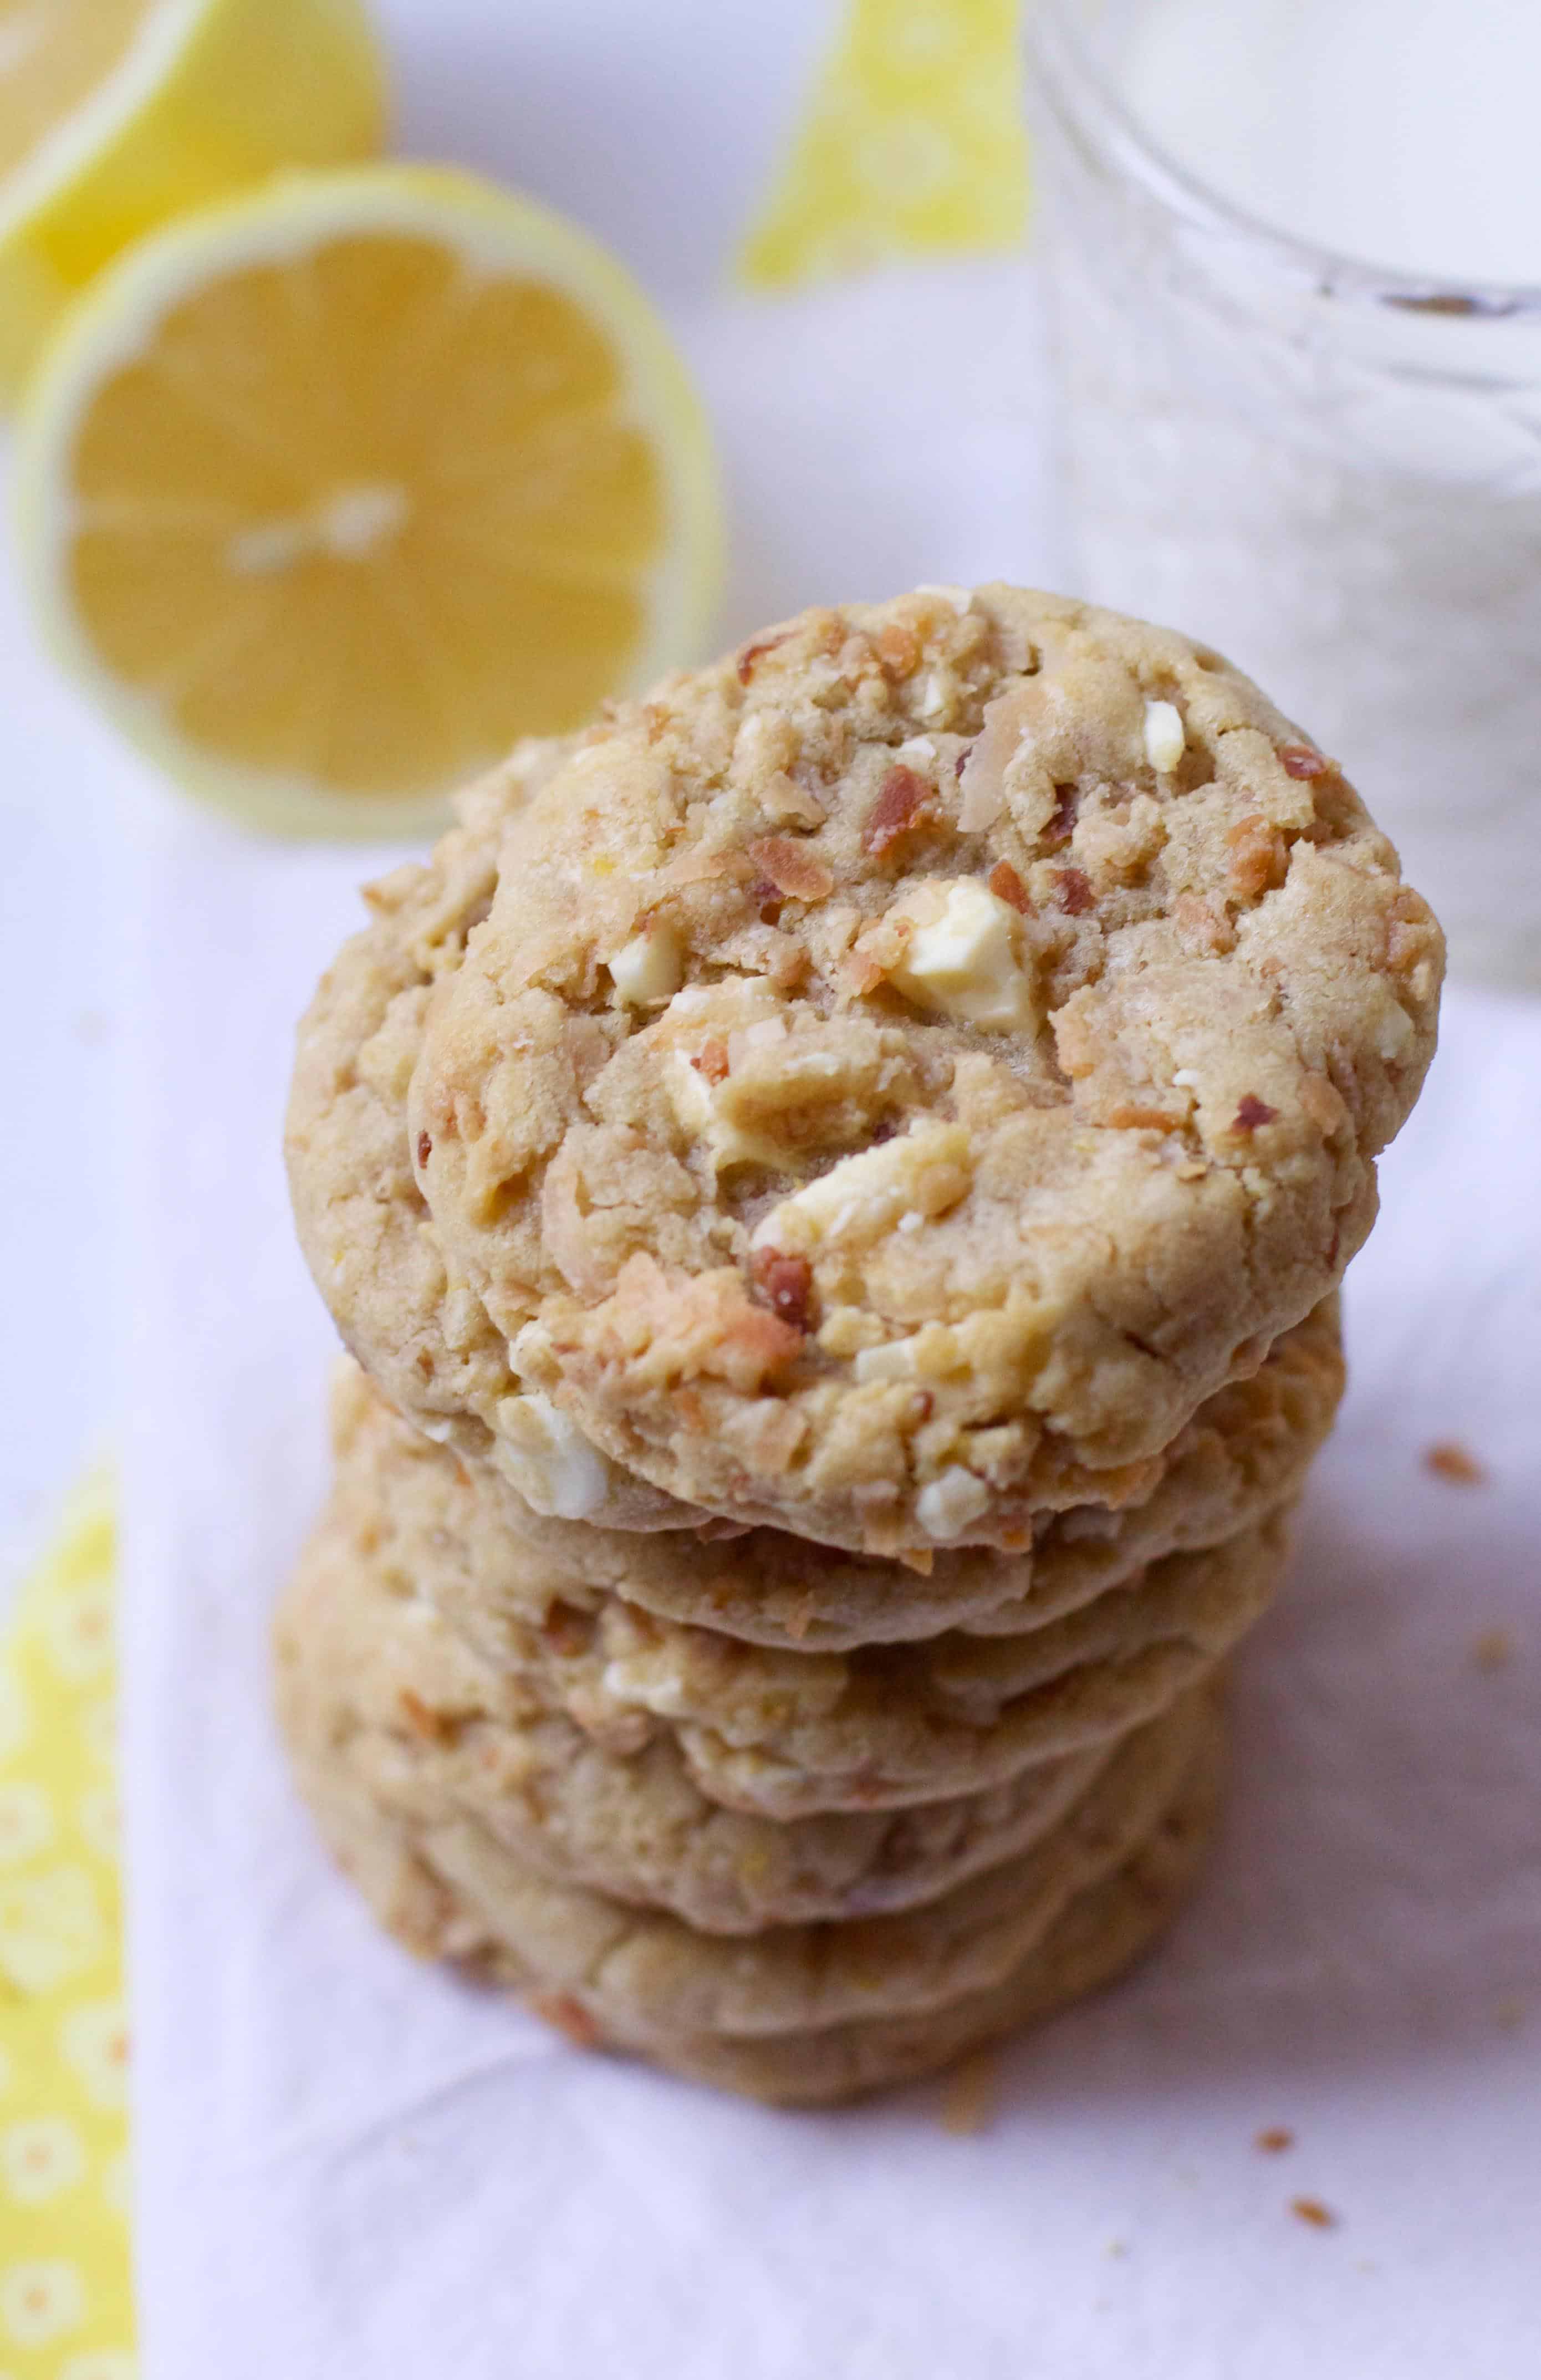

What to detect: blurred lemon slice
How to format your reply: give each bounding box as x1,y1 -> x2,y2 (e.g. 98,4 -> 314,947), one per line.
15,164 -> 722,836
0,0 -> 386,394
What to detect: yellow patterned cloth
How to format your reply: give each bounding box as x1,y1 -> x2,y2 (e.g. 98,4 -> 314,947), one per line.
0,1478 -> 134,2377
0,6 -> 1024,2367
739,0 -> 1028,284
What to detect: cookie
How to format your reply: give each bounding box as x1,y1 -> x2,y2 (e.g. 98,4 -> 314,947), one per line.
284,1665 -> 1211,2039
327,1294 -> 1339,1653
577,1713 -> 1221,2105
294,1713 -> 1219,2101
407,584 -> 1439,1552
461,1511 -> 1278,1819
312,1376 -> 1288,1813
274,1511 -> 1118,1933
285,735 -> 688,1532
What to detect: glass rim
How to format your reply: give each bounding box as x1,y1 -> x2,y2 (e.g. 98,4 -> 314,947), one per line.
1025,0 -> 1541,322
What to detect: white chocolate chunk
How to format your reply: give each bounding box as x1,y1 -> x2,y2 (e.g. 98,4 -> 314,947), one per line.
1143,699 -> 1186,774
1364,978 -> 1416,1063
916,1467 -> 992,1541
609,920 -> 684,1008
817,1305 -> 887,1357
668,1051 -> 718,1138
853,1336 -> 920,1383
491,1391 -> 609,1519
600,1658 -> 691,1718
751,1123 -> 971,1254
667,1051 -> 784,1172
885,879 -> 1038,1033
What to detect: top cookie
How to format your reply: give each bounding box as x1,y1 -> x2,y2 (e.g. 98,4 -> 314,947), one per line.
409,585 -> 1441,1551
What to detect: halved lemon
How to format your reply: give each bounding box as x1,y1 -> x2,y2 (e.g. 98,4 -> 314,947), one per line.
0,0 -> 386,395
15,164 -> 722,836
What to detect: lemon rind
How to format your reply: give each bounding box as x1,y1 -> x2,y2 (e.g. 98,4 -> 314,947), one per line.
0,0 -> 389,394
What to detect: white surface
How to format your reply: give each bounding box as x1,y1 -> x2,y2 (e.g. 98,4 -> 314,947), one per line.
2,0 -> 1518,2368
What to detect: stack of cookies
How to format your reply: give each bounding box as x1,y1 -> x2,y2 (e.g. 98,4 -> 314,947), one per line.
279,585 -> 1440,2104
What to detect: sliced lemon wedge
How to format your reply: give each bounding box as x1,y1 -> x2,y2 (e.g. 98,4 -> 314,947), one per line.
0,0 -> 386,394
15,164 -> 722,836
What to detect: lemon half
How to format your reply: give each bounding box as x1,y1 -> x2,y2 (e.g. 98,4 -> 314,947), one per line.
0,0 -> 387,394
15,164 -> 723,836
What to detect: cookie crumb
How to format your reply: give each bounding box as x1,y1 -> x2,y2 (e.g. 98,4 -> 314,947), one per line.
1472,1627 -> 1514,1673
1106,2238 -> 1129,2260
529,1991 -> 604,2049
938,2046 -> 1001,2136
1290,2196 -> 1338,2230
1494,1996 -> 1526,2032
1256,2126 -> 1294,2153
1424,1439 -> 1487,1485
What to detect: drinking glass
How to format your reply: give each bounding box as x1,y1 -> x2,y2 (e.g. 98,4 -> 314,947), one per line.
1026,0 -> 1541,990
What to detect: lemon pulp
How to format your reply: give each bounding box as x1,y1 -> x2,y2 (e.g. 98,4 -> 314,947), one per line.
18,170 -> 722,835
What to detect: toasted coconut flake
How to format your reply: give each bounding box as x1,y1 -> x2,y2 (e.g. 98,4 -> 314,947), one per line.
958,680 -> 1038,831
864,763 -> 937,857
745,836 -> 835,901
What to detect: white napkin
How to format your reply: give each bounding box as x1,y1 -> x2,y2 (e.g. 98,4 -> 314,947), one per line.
116,9 -> 1541,2358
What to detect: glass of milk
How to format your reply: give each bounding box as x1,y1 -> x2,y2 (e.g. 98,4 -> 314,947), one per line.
1026,0 -> 1541,989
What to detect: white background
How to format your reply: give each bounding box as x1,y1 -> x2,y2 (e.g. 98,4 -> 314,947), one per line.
2,2 -> 1538,2373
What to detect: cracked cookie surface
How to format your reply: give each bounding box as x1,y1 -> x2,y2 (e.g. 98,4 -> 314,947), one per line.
408,584 -> 1438,1548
